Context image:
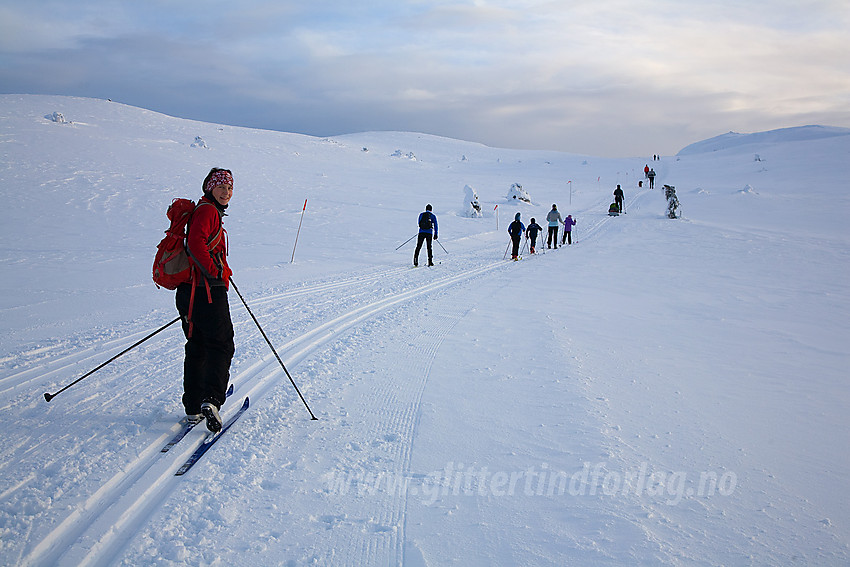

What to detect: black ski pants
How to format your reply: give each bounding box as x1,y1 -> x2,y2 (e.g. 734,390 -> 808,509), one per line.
414,233 -> 433,265
511,235 -> 522,258
176,283 -> 234,414
547,226 -> 559,248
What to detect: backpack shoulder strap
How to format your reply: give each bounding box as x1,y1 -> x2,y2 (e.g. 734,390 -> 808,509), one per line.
193,200 -> 224,249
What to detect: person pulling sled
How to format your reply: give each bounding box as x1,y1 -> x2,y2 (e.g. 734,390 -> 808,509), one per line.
613,185 -> 624,213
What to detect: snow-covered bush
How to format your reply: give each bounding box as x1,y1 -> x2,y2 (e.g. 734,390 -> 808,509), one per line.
506,182 -> 531,203
664,184 -> 680,219
191,136 -> 208,148
463,184 -> 482,218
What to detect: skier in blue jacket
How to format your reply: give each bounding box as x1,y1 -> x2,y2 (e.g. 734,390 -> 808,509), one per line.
507,213 -> 525,260
414,204 -> 438,267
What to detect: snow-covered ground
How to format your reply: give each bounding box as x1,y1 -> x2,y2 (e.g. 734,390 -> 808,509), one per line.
1,94 -> 849,566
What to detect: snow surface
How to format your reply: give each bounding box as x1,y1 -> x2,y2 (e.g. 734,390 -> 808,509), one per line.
1,94 -> 849,566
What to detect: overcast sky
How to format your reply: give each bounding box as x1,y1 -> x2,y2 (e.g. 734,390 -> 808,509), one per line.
2,0 -> 849,156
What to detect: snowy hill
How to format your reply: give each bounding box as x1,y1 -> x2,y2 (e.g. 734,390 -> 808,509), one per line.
1,95 -> 849,566
676,124 -> 850,155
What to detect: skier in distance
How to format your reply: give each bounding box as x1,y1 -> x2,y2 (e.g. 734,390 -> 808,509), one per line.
546,204 -> 562,249
414,204 -> 438,267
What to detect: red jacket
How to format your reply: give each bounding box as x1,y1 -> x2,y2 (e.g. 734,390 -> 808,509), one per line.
187,196 -> 230,287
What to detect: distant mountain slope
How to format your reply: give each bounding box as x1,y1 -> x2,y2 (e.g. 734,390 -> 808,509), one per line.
677,124 -> 850,156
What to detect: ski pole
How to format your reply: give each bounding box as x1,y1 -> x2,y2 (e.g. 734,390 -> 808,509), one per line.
435,237 -> 448,254
503,241 -> 510,260
395,234 -> 417,251
44,316 -> 181,402
230,279 -> 318,420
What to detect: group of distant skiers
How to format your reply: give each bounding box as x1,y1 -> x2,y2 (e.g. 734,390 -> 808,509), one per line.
415,162 -> 667,265
411,202 -> 578,265
607,164 -> 660,216
506,204 -> 576,261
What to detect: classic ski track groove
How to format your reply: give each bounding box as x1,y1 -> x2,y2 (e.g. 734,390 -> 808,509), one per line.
0,266 -> 411,405
386,302 -> 473,565
0,267 -> 451,488
20,257 -> 507,567
577,188 -> 651,243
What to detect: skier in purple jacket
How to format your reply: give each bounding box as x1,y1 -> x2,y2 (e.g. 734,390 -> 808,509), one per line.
562,215 -> 576,245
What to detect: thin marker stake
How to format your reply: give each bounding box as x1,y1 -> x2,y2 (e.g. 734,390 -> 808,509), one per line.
291,198 -> 307,263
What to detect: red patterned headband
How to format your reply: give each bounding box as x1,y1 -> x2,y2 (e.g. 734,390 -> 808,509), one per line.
205,170 -> 233,192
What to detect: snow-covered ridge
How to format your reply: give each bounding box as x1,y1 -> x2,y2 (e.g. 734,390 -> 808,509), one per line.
677,124 -> 850,156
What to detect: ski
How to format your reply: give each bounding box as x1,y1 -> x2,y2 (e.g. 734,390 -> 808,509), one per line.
161,383 -> 234,453
174,396 -> 250,476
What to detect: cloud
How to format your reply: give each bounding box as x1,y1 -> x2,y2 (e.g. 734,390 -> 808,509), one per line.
1,0 -> 849,156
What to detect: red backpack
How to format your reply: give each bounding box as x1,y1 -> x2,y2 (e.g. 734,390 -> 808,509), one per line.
152,199 -> 222,289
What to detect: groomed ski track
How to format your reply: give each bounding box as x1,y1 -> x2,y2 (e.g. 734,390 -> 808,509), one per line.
7,189 -> 652,567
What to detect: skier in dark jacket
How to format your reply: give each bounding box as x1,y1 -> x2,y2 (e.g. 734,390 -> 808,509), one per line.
176,167 -> 235,433
613,185 -> 624,213
526,218 -> 543,254
414,204 -> 438,267
507,213 -> 525,260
